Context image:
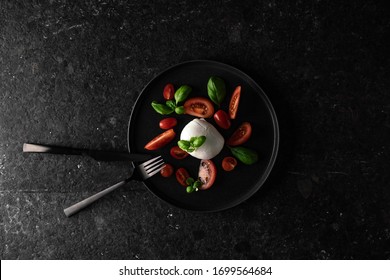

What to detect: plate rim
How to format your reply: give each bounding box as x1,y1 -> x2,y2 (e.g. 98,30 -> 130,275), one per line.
127,59 -> 279,212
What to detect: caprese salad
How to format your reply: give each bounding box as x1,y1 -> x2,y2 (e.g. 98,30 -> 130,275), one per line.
144,76 -> 258,193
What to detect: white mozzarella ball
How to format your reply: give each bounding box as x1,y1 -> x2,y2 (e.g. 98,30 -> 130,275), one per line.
180,118 -> 224,159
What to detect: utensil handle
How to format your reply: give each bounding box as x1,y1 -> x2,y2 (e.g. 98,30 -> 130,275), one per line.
64,178 -> 130,217
23,142 -> 152,162
23,143 -> 81,155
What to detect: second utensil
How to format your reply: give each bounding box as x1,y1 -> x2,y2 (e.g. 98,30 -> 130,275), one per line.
23,143 -> 152,162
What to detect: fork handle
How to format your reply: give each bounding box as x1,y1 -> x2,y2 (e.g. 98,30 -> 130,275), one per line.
64,178 -> 131,217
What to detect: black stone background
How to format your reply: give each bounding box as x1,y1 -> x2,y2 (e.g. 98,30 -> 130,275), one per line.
0,0 -> 389,259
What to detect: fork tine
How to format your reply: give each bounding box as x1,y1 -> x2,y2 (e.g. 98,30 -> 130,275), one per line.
146,161 -> 165,178
144,158 -> 164,172
137,156 -> 165,180
139,156 -> 161,167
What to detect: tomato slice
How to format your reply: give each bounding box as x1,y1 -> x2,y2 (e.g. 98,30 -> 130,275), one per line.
144,129 -> 176,150
184,97 -> 214,118
160,163 -> 174,177
213,109 -> 231,129
176,167 -> 190,187
229,86 -> 241,119
159,117 -> 177,130
222,157 -> 237,171
163,83 -> 174,100
170,146 -> 189,159
227,122 -> 252,146
198,159 -> 217,190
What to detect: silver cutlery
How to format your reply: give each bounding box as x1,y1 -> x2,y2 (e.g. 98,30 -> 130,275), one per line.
23,143 -> 152,162
63,156 -> 164,217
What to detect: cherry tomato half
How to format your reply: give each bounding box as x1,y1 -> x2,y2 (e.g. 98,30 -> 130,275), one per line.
222,157 -> 237,171
227,122 -> 252,146
170,146 -> 189,159
229,86 -> 241,119
184,97 -> 214,118
163,83 -> 174,100
160,163 -> 174,177
198,159 -> 217,190
159,117 -> 177,130
144,129 -> 176,150
213,109 -> 231,129
176,167 -> 190,187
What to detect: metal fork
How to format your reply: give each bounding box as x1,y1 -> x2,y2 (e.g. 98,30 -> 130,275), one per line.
63,156 -> 164,217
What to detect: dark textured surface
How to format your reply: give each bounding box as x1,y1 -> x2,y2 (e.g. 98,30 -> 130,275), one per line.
0,0 -> 389,259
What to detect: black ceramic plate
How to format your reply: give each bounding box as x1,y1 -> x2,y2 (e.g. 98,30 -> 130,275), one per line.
128,60 -> 279,211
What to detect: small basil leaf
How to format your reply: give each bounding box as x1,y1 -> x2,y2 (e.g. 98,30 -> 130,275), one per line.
174,85 -> 192,104
165,100 -> 176,110
175,106 -> 185,114
193,180 -> 202,188
186,186 -> 194,193
178,140 -> 190,151
151,101 -> 174,115
186,177 -> 195,186
192,136 -> 206,148
207,76 -> 226,106
229,146 -> 258,165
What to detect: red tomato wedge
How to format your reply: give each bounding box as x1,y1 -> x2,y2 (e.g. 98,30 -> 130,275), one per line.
170,146 -> 189,159
184,97 -> 214,118
229,86 -> 241,119
159,117 -> 177,130
222,157 -> 237,171
163,83 -> 174,100
227,122 -> 252,146
176,167 -> 190,187
198,159 -> 217,190
144,129 -> 176,150
213,109 -> 231,129
160,164 -> 174,178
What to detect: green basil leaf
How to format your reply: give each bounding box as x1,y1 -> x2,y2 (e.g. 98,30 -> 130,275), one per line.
174,85 -> 192,104
178,140 -> 190,151
193,180 -> 202,188
151,101 -> 174,115
175,106 -> 185,114
186,186 -> 194,193
207,76 -> 226,106
186,177 -> 195,186
192,136 -> 206,148
229,146 -> 258,165
165,100 -> 176,110
180,136 -> 206,152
